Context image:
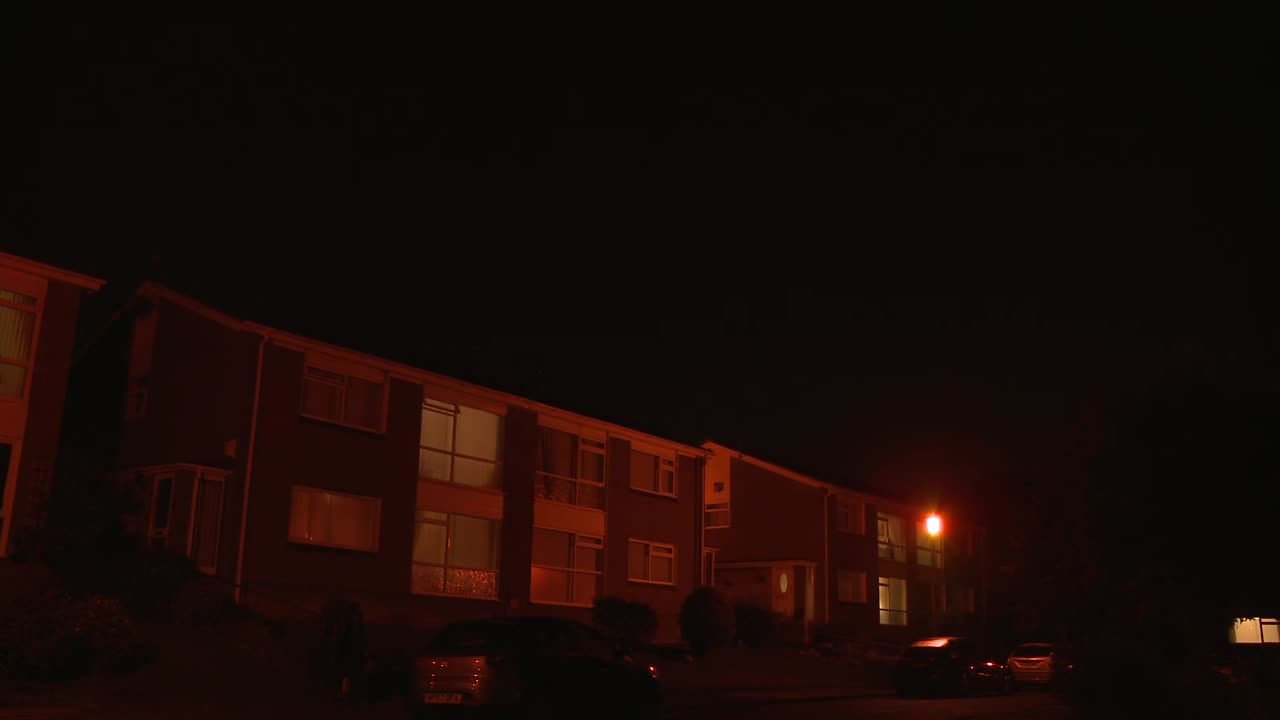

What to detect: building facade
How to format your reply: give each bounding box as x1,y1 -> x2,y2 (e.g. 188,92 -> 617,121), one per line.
0,252 -> 102,558
702,442 -> 986,646
93,283 -> 704,640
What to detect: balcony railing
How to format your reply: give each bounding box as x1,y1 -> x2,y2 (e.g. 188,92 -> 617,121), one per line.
535,472 -> 605,510
878,541 -> 907,562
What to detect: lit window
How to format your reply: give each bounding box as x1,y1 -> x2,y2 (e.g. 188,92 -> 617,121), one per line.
838,569 -> 867,603
916,520 -> 943,568
877,513 -> 906,562
1231,618 -> 1280,644
288,486 -> 381,552
535,426 -> 605,510
879,576 -> 908,625
705,502 -> 731,529
419,399 -> 504,490
628,540 -> 676,584
299,356 -> 387,432
630,449 -> 676,497
412,510 -> 499,599
0,287 -> 38,399
530,528 -> 603,606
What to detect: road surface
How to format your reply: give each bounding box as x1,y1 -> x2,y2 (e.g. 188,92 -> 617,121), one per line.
667,690 -> 1078,719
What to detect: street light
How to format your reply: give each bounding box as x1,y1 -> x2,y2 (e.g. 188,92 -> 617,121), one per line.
925,513 -> 942,537
924,513 -> 943,633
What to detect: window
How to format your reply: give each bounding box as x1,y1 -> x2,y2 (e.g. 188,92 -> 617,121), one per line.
0,287 -> 38,399
419,399 -> 504,490
149,474 -> 175,549
1231,618 -> 1280,644
299,359 -> 387,432
535,426 -> 605,510
705,502 -> 730,529
412,510 -> 499,598
877,512 -> 906,562
879,576 -> 908,625
189,472 -> 225,574
288,486 -> 381,552
629,449 -> 675,497
838,569 -> 867,603
837,498 -> 862,534
628,540 -> 676,585
916,520 -> 943,568
530,528 -> 603,606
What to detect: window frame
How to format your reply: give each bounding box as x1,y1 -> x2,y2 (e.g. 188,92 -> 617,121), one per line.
837,569 -> 867,604
878,576 -> 908,626
877,512 -> 907,562
287,485 -> 382,553
418,398 -> 505,491
411,509 -> 501,600
915,519 -> 944,568
0,284 -> 41,401
705,501 -> 731,529
836,497 -> 863,534
628,446 -> 677,499
298,359 -> 389,434
148,472 -> 176,549
529,528 -> 604,608
627,538 -> 677,586
535,426 -> 607,510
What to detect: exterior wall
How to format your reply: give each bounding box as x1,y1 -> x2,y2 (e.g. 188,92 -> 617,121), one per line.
604,438 -> 700,642
705,457 -> 828,626
825,494 -> 878,638
241,344 -> 420,620
116,299 -> 259,586
2,281 -> 82,555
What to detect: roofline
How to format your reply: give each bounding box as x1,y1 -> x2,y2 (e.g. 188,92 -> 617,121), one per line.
701,439 -> 930,514
0,252 -> 105,291
137,282 -> 708,457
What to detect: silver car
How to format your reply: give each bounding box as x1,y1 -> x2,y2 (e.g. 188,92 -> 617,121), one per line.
1007,643 -> 1055,685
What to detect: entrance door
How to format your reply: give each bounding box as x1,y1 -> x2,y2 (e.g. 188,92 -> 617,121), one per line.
771,565 -> 794,616
188,472 -> 225,574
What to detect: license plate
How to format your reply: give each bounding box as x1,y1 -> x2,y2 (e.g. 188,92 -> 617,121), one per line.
424,693 -> 463,704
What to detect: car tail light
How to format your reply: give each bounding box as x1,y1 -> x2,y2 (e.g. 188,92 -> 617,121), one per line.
647,664 -> 660,679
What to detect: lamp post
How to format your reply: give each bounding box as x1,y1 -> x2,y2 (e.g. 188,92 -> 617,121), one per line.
925,514 -> 943,633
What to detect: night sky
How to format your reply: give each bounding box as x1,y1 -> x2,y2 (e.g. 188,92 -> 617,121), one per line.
7,21 -> 1275,522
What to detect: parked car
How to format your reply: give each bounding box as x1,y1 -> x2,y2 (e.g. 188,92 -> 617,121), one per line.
411,616 -> 661,718
894,637 -> 1013,697
1007,642 -> 1057,686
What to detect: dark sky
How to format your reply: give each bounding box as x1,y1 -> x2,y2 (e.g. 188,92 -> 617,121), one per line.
6,21 -> 1275,518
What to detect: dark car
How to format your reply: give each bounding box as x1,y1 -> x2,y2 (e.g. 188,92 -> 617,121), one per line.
411,616 -> 661,719
894,637 -> 1014,697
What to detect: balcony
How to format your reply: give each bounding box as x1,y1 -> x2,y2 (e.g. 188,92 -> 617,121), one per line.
535,471 -> 605,510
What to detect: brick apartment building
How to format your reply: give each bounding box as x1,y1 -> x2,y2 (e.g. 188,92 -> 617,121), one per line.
0,252 -> 102,559
73,283 -> 705,640
702,442 -> 986,645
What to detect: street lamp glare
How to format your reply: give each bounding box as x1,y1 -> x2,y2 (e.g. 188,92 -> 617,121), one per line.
925,514 -> 942,537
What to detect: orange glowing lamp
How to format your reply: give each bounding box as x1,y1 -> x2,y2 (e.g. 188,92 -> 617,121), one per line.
925,514 -> 943,537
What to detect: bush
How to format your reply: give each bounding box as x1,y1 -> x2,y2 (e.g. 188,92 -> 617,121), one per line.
679,587 -> 734,656
0,593 -> 150,681
593,596 -> 657,651
310,600 -> 367,690
733,603 -> 777,649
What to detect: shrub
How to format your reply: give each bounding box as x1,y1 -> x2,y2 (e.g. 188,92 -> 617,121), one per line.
0,593 -> 149,681
733,603 -> 776,649
593,596 -> 657,651
679,587 -> 734,656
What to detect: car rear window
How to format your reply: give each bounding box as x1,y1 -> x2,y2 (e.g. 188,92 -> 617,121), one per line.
426,623 -> 521,652
1012,644 -> 1052,657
